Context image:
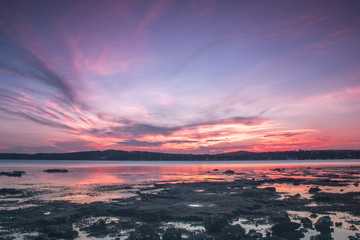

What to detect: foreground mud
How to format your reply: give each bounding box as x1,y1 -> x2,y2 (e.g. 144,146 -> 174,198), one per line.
0,166 -> 360,239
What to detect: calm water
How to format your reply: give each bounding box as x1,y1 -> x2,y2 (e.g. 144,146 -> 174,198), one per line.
1,159 -> 360,185
1,159 -> 359,203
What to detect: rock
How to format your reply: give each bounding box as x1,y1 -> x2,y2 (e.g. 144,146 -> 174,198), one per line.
43,169 -> 69,173
294,193 -> 301,198
213,169 -> 219,172
90,219 -> 106,231
310,213 -> 318,218
273,168 -> 284,172
220,224 -> 246,240
348,236 -> 358,240
128,225 -> 160,240
246,229 -> 262,239
224,170 -> 235,174
314,216 -> 333,233
301,217 -> 313,229
269,212 -> 290,223
271,221 -> 301,236
186,233 -> 215,240
0,171 -> 25,177
264,187 -> 276,192
310,233 -> 333,240
278,231 -> 305,240
40,210 -> 79,225
0,188 -> 23,195
204,215 -> 229,233
335,222 -> 342,227
43,224 -> 78,239
354,183 -> 359,187
309,187 -> 322,194
349,225 -> 357,231
262,237 -> 287,240
162,228 -> 182,240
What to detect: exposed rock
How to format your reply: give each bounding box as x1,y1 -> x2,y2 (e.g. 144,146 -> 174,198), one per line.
43,224 -> 78,239
269,212 -> 290,223
262,236 -> 287,240
187,233 -> 215,240
246,229 -> 262,239
0,188 -> 23,195
272,221 -> 301,235
43,169 -> 69,173
335,222 -> 342,227
128,225 -> 160,240
0,171 -> 25,177
301,217 -> 313,229
349,225 -> 357,231
309,187 -> 322,194
264,187 -> 276,192
271,221 -> 302,239
90,219 -> 106,232
224,170 -> 235,174
220,224 -> 246,240
310,213 -> 318,218
162,228 -> 182,240
276,231 -> 304,240
204,215 -> 229,233
314,216 -> 333,234
310,233 -> 333,240
40,210 -> 79,225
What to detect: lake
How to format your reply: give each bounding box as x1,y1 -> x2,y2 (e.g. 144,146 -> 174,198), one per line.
1,159 -> 359,202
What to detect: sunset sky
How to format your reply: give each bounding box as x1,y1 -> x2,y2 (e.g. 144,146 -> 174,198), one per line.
0,0 -> 359,154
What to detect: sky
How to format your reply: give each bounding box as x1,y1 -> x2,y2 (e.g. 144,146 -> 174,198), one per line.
0,0 -> 360,154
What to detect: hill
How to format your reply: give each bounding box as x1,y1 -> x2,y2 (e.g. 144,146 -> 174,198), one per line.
0,149 -> 359,160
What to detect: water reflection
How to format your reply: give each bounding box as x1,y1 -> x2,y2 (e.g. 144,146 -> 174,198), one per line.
1,160 -> 360,204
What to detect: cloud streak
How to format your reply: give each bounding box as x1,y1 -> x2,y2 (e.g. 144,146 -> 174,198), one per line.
0,29 -> 75,104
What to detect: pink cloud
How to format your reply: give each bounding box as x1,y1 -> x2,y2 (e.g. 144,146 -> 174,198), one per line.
135,0 -> 168,37
328,29 -> 352,38
307,40 -> 335,49
188,0 -> 217,17
264,29 -> 293,40
264,14 -> 328,40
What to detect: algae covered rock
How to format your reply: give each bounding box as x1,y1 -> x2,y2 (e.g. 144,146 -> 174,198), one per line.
204,215 -> 229,233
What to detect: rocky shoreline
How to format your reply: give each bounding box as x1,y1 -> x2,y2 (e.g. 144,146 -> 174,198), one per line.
0,166 -> 360,239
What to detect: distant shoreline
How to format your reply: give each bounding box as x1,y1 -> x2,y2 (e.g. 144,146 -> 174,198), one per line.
0,149 -> 359,161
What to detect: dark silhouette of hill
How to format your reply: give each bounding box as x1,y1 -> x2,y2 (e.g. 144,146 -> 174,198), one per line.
0,149 -> 359,160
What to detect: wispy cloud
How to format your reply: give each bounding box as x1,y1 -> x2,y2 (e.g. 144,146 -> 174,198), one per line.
0,29 -> 75,103
134,0 -> 168,37
188,0 -> 217,17
264,132 -> 306,138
